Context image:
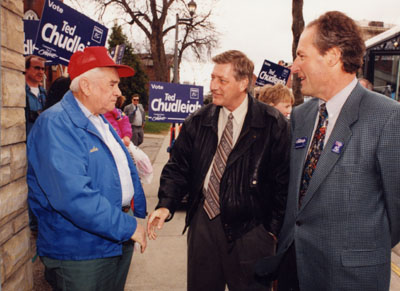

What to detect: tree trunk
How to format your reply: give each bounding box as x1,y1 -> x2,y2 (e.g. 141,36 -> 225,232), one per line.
292,0 -> 305,105
150,32 -> 169,82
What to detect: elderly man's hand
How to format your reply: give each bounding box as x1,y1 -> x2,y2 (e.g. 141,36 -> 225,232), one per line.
131,223 -> 147,253
147,208 -> 170,240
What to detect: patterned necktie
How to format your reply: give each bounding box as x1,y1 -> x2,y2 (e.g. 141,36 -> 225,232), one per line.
203,113 -> 234,219
299,103 -> 328,208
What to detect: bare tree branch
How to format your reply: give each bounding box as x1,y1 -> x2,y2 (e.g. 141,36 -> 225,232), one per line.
69,0 -> 219,82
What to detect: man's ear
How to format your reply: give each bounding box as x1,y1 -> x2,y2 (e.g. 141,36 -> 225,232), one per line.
79,77 -> 91,96
240,78 -> 249,93
326,46 -> 341,67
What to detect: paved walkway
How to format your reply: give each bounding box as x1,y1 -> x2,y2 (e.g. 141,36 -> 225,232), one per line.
125,133 -> 187,291
125,133 -> 400,291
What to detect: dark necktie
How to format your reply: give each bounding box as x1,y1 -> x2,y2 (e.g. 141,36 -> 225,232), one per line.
203,113 -> 234,219
299,103 -> 328,208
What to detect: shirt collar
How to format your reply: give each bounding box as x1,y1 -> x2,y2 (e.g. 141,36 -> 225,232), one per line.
222,95 -> 248,124
319,77 -> 357,118
75,97 -> 96,119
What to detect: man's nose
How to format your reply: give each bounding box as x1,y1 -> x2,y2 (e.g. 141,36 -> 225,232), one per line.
291,58 -> 300,73
210,79 -> 218,91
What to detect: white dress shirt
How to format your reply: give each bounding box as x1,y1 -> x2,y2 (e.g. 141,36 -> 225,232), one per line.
314,77 -> 358,146
132,105 -> 143,126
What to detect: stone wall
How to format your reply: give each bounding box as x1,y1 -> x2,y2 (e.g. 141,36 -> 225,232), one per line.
0,1 -> 33,290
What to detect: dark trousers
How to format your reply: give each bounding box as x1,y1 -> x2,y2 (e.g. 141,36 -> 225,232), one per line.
41,241 -> 134,291
277,243 -> 300,291
131,125 -> 144,146
187,206 -> 275,291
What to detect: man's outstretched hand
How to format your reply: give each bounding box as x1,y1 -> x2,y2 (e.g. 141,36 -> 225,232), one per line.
147,208 -> 170,240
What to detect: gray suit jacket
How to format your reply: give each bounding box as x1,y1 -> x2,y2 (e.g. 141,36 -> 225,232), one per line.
276,83 -> 400,290
123,103 -> 145,126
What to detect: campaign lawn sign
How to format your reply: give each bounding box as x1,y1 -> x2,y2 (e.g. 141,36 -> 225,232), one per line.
149,81 -> 203,123
33,0 -> 108,65
24,20 -> 40,56
110,44 -> 126,65
255,59 -> 291,87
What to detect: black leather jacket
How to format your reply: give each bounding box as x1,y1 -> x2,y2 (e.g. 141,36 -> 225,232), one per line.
157,96 -> 290,242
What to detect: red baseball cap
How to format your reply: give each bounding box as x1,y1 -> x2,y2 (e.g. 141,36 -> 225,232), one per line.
68,46 -> 135,80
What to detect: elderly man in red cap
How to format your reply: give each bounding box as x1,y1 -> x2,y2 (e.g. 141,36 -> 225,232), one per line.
27,47 -> 147,291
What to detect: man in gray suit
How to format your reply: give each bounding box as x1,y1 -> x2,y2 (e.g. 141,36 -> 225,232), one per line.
124,93 -> 146,146
261,11 -> 400,291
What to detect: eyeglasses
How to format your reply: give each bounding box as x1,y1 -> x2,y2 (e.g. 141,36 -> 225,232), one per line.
133,99 -> 139,101
33,66 -> 45,71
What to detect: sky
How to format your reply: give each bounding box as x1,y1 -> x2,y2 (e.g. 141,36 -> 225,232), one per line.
65,0 -> 400,91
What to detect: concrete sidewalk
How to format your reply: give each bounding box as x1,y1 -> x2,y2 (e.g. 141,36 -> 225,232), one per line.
125,133 -> 187,291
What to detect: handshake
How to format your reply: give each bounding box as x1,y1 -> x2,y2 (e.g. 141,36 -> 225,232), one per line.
130,207 -> 170,253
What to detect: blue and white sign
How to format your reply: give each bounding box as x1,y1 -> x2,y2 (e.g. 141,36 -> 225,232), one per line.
110,44 -> 126,65
255,59 -> 291,87
24,20 -> 40,56
33,0 -> 108,65
149,82 -> 203,123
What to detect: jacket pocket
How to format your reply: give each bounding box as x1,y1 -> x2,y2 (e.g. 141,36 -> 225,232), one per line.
341,248 -> 389,267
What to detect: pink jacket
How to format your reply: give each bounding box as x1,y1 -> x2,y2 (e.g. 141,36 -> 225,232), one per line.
104,108 -> 132,139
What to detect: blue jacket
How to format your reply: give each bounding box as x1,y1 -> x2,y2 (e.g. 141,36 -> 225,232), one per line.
27,91 -> 146,260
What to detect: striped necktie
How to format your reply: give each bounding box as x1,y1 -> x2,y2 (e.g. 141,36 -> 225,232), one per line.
203,113 -> 234,219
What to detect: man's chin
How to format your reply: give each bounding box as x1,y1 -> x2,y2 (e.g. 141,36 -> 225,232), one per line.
300,88 -> 310,96
212,98 -> 222,106
104,105 -> 115,113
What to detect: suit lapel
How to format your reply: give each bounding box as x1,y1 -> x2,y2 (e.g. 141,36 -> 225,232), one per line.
291,99 -> 319,208
299,85 -> 363,213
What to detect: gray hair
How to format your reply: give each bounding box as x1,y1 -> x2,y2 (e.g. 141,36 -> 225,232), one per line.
69,67 -> 103,92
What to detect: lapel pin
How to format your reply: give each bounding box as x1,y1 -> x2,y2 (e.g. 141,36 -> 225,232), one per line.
295,137 -> 308,149
331,141 -> 344,154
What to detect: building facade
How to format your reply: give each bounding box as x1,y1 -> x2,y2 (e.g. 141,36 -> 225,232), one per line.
0,1 -> 34,290
363,26 -> 400,100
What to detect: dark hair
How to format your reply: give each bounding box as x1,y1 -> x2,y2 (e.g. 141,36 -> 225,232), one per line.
44,76 -> 71,110
116,95 -> 126,109
25,55 -> 46,69
212,50 -> 254,92
308,11 -> 365,74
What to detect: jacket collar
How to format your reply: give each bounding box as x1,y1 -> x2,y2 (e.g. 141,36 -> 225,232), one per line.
60,91 -> 102,135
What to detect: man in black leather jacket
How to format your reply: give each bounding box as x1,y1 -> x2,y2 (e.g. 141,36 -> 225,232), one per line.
148,50 -> 290,290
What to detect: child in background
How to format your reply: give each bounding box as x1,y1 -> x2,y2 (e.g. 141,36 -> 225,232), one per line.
105,95 -> 153,184
104,95 -> 132,147
258,83 -> 294,119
